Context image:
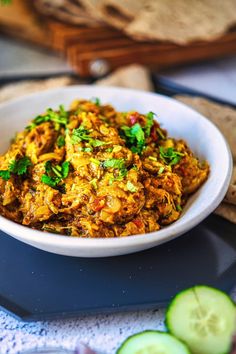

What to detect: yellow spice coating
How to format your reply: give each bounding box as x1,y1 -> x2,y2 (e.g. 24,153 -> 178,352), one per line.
0,99 -> 209,237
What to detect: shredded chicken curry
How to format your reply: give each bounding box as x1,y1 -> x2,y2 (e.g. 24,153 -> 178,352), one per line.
0,99 -> 209,237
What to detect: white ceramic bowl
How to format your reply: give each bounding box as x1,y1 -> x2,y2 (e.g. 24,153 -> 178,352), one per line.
0,86 -> 232,257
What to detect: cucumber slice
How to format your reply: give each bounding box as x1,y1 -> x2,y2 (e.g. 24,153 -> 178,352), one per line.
116,330 -> 191,354
166,285 -> 236,354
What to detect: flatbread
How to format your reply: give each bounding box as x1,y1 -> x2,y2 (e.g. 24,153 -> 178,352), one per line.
98,0 -> 145,29
34,0 -> 101,25
175,95 -> 236,161
77,0 -> 104,21
225,166 -> 236,205
126,0 -> 236,43
96,64 -> 154,91
0,76 -> 75,103
215,202 -> 236,224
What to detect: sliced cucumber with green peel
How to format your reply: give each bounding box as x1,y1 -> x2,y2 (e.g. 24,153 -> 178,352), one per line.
166,285 -> 236,354
116,330 -> 191,354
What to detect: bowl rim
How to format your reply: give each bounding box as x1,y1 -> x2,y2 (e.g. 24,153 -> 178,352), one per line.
0,85 -> 233,251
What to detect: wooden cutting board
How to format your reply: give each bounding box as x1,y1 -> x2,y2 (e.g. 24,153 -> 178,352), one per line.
0,0 -> 50,46
1,0 -> 236,77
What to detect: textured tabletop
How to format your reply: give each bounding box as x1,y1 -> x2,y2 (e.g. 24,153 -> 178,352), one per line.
0,291 -> 235,354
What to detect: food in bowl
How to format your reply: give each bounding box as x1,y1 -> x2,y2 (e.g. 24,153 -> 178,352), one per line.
0,98 -> 209,238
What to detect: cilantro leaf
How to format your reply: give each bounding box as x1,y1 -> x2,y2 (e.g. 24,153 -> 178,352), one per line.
102,158 -> 128,184
91,139 -> 106,147
71,125 -> 106,147
61,161 -> 70,178
71,126 -> 91,144
159,147 -> 184,165
57,135 -> 65,148
91,97 -> 101,106
120,123 -> 145,155
158,166 -> 165,175
0,157 -> 32,181
176,204 -> 182,211
9,157 -> 32,175
41,160 -> 70,191
12,157 -> 32,175
26,105 -> 68,131
45,161 -> 52,174
0,170 -> 10,181
144,112 -> 155,137
41,175 -> 60,188
83,147 -> 93,152
105,147 -> 113,153
156,128 -> 165,140
102,158 -> 126,170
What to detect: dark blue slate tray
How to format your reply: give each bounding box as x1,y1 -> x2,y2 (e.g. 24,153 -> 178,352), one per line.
0,214 -> 235,321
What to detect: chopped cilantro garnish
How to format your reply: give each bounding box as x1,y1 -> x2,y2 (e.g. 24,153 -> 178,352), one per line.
45,161 -> 52,174
0,157 -> 32,181
41,160 -> 70,191
159,147 -> 184,165
176,204 -> 182,211
10,157 -> 32,175
156,128 -> 165,140
127,181 -> 137,193
91,139 -> 106,147
132,164 -> 139,171
83,147 -> 93,152
71,125 -> 106,147
91,97 -> 101,106
144,112 -> 155,136
57,135 -> 65,148
61,161 -> 70,178
102,158 -> 125,170
158,166 -> 165,175
103,158 -> 128,184
26,105 -> 68,131
120,123 -> 145,155
71,126 -> 91,144
105,147 -> 113,153
0,170 -> 10,181
41,175 -> 60,188
109,167 -> 128,185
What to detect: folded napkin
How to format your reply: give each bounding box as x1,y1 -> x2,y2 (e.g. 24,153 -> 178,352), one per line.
0,64 -> 234,223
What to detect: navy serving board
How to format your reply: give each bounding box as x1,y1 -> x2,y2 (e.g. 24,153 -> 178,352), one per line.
0,214 -> 236,321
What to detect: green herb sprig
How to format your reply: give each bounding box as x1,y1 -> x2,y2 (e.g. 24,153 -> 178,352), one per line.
120,123 -> 145,154
159,147 -> 184,165
0,156 -> 32,181
41,160 -> 70,191
71,125 -> 106,147
91,97 -> 101,106
144,111 -> 155,137
57,135 -> 65,148
26,105 -> 68,131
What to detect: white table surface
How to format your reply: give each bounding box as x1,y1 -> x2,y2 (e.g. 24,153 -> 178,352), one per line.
0,37 -> 236,354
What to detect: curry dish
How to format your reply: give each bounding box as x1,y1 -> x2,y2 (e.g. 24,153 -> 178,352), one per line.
0,99 -> 209,238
